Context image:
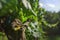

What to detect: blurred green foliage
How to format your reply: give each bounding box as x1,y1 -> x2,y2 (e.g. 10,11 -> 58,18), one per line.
0,0 -> 60,40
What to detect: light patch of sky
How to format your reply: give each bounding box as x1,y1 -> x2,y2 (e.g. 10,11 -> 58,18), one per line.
39,0 -> 60,12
